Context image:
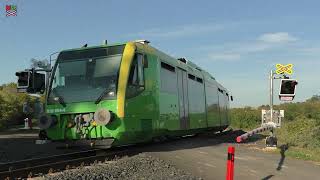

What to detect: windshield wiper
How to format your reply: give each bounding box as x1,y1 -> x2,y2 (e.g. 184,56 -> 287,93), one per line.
95,87 -> 113,104
56,95 -> 67,107
52,90 -> 66,107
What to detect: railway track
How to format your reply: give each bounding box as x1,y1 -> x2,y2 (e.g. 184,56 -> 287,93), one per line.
0,147 -> 136,179
0,129 -> 237,179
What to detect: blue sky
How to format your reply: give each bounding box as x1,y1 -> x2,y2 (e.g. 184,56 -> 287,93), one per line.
0,0 -> 319,107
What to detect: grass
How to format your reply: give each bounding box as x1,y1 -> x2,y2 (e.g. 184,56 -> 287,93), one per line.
285,147 -> 320,161
269,146 -> 320,163
231,118 -> 320,163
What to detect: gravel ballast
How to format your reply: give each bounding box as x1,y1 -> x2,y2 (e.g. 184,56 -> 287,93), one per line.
41,153 -> 201,180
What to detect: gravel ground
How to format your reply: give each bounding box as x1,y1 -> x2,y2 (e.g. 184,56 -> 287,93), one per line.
39,153 -> 201,180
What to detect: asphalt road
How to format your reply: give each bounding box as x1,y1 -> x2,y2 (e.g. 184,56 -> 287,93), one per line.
142,131 -> 320,180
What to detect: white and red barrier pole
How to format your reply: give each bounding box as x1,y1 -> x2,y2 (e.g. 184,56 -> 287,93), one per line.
226,146 -> 235,180
236,124 -> 274,143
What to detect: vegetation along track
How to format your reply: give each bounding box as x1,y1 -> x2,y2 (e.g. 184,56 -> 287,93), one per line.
0,147 -> 135,179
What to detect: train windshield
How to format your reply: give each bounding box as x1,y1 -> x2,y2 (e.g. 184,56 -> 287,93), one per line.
48,46 -> 125,104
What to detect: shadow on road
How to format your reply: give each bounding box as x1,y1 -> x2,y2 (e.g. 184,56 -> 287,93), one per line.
261,174 -> 274,180
277,144 -> 289,171
142,129 -> 267,153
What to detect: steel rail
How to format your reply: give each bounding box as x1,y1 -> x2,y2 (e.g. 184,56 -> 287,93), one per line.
0,148 -> 134,179
0,149 -> 98,172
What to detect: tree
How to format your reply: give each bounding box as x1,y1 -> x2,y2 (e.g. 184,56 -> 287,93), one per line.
0,83 -> 37,130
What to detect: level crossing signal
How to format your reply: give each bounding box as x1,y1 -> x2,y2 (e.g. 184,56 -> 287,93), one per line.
16,71 -> 30,88
279,79 -> 298,101
15,69 -> 46,93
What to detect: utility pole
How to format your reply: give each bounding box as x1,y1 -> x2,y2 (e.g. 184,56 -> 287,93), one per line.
270,70 -> 274,125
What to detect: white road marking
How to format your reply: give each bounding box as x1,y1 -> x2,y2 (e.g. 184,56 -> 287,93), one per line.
235,155 -> 260,161
235,156 -> 247,160
197,150 -> 209,155
276,164 -> 288,169
204,163 -> 216,168
249,169 -> 258,174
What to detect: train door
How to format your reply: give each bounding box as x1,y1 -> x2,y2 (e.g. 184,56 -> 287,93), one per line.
177,68 -> 189,130
216,89 -> 221,126
218,88 -> 226,126
225,94 -> 229,125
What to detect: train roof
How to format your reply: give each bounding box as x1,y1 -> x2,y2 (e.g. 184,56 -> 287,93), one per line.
133,41 -> 218,81
134,41 -> 230,93
58,40 -> 228,92
60,42 -> 126,53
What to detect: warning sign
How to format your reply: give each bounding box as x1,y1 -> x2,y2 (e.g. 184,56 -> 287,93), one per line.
275,64 -> 293,75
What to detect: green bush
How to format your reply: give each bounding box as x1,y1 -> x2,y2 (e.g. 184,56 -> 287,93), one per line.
277,118 -> 320,149
230,107 -> 260,129
0,83 -> 37,130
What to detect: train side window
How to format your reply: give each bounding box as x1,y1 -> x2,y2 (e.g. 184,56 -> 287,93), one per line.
128,58 -> 138,85
161,62 -> 175,72
160,61 -> 177,94
126,54 -> 145,98
196,77 -> 203,83
143,54 -> 148,68
188,74 -> 195,80
137,54 -> 145,86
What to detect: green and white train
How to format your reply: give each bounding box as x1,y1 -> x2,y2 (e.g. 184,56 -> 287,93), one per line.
17,40 -> 232,147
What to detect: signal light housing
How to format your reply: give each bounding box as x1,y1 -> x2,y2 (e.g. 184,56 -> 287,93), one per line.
15,69 -> 46,94
279,79 -> 298,101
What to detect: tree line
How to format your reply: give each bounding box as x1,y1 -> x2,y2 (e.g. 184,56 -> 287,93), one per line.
0,83 -> 38,129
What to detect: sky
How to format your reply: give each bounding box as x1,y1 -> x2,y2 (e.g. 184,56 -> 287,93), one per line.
0,0 -> 319,107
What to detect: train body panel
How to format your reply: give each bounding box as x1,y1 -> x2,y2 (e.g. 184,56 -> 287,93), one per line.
42,40 -> 231,146
204,79 -> 221,128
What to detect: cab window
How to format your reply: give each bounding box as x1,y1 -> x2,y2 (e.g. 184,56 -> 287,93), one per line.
126,53 -> 145,98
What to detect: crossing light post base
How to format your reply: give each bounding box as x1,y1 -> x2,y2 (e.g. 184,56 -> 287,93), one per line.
265,135 -> 277,147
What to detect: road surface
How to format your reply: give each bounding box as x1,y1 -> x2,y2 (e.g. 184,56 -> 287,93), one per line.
143,131 -> 320,180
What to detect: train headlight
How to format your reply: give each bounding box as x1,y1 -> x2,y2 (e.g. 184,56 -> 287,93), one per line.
38,114 -> 57,130
108,91 -> 115,97
94,108 -> 111,126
